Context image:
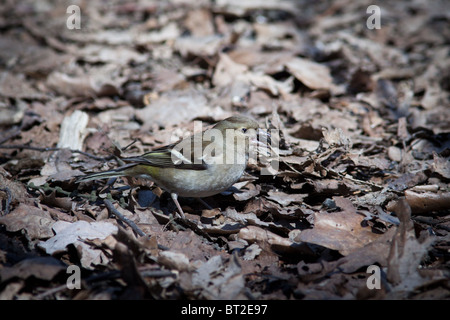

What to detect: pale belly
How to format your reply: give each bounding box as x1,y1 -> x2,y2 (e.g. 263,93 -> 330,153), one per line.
149,163 -> 246,197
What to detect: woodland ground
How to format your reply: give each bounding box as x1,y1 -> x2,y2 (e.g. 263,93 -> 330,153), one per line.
0,0 -> 449,300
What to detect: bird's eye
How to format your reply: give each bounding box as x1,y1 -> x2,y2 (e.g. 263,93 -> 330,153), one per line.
241,128 -> 247,133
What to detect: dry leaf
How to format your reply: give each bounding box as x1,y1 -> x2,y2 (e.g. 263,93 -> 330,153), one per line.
191,254 -> 245,300
284,57 -> 335,91
0,257 -> 66,282
39,220 -> 118,269
266,190 -> 306,206
387,199 -> 437,297
0,203 -> 55,239
298,197 -> 381,255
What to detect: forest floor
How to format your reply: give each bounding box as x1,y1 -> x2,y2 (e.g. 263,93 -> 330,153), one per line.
0,0 -> 449,300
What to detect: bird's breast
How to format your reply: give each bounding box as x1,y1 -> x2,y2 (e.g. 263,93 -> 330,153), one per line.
152,163 -> 246,198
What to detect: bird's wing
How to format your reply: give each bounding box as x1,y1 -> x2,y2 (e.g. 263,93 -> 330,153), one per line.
123,135 -> 209,170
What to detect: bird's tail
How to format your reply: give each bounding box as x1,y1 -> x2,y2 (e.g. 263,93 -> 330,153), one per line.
75,164 -> 137,183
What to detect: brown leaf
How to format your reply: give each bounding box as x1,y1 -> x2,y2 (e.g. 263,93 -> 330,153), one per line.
387,172 -> 428,192
135,89 -> 228,128
184,8 -> 215,37
432,152 -> 450,180
158,251 -> 190,272
404,190 -> 450,214
39,191 -> 74,212
338,227 -> 396,273
238,225 -> 295,253
0,257 -> 66,282
0,203 -> 54,239
190,254 -> 246,299
298,197 -> 381,255
386,199 -> 436,296
0,72 -> 44,99
284,57 -> 334,91
38,220 -> 118,269
233,182 -> 260,201
266,190 -> 306,206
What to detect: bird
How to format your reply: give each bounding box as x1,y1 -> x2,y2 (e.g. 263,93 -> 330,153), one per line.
76,115 -> 266,218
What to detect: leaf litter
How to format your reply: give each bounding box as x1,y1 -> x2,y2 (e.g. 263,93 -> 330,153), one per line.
0,0 -> 449,300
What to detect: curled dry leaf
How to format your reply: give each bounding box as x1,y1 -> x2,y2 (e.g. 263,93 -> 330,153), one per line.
0,72 -> 44,99
238,225 -> 293,251
46,72 -> 96,98
175,35 -> 227,58
0,257 -> 66,283
223,207 -> 269,227
0,203 -> 55,239
337,227 -> 397,273
135,89 -> 228,128
213,53 -> 292,97
266,190 -> 306,206
184,8 -> 215,37
284,57 -> 336,92
298,197 -> 381,256
232,182 -> 260,201
158,251 -> 190,272
191,254 -> 245,300
242,243 -> 262,261
432,152 -> 450,180
404,190 -> 450,214
387,199 -> 437,297
38,220 -> 118,269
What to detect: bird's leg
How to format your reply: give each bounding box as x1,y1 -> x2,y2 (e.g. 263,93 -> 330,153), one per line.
170,193 -> 185,219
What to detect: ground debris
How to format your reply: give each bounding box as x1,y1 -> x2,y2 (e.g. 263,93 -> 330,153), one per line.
0,0 -> 448,300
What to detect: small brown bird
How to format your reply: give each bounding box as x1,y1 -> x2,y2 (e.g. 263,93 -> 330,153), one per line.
77,115 -> 266,217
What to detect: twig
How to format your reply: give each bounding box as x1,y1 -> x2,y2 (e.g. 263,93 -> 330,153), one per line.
122,139 -> 138,151
0,187 -> 12,215
33,283 -> 70,300
0,144 -> 113,162
0,129 -> 21,145
33,267 -> 176,300
103,199 -> 146,237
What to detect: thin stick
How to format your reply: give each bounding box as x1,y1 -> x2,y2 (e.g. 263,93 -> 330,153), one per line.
0,129 -> 21,145
0,144 -> 113,162
33,267 -> 176,299
0,187 -> 12,215
103,199 -> 146,237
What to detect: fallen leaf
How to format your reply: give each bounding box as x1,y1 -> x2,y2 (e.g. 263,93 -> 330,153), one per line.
0,72 -> 44,99
404,190 -> 450,214
158,251 -> 190,272
38,220 -> 118,269
284,57 -> 334,91
191,254 -> 245,299
431,152 -> 450,180
239,225 -> 295,252
266,190 -> 306,206
0,257 -> 66,282
386,199 -> 437,297
243,243 -> 262,261
338,227 -> 396,273
298,197 -> 381,255
0,203 -> 55,239
232,182 -> 260,201
135,89 -> 227,128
